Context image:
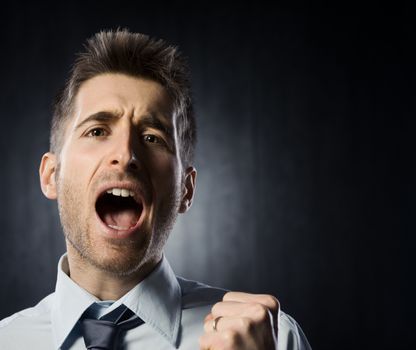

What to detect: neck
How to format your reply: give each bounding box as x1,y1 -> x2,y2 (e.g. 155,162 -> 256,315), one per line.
65,244 -> 160,301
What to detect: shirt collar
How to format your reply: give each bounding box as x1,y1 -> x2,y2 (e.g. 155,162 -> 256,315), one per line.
51,254 -> 182,349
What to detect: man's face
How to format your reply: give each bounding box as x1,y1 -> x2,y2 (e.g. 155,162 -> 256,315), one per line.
40,73 -> 195,276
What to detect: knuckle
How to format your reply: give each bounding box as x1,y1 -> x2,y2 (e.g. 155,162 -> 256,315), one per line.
211,302 -> 222,314
222,291 -> 232,301
252,303 -> 269,321
223,330 -> 240,347
240,318 -> 254,334
265,295 -> 280,311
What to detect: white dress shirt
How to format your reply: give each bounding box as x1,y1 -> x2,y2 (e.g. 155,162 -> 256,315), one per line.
0,254 -> 311,349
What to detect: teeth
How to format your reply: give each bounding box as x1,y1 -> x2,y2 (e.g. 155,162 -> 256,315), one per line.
105,188 -> 135,198
108,224 -> 131,230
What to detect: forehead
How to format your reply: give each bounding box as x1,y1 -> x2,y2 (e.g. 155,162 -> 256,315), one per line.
73,73 -> 175,124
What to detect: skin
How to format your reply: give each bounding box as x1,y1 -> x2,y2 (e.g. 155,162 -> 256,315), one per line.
39,73 -> 196,299
39,73 -> 279,349
200,292 -> 279,350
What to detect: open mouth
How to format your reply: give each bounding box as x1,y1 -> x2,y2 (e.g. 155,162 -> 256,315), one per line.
95,188 -> 143,231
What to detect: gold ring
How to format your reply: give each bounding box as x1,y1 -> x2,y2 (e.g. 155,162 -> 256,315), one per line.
212,316 -> 222,331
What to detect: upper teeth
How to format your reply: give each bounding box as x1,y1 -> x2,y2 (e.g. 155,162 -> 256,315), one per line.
106,188 -> 135,197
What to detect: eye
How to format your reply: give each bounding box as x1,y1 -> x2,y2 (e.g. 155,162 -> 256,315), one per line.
86,127 -> 108,137
143,134 -> 161,143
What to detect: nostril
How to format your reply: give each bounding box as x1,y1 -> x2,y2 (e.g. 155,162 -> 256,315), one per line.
128,162 -> 138,170
127,154 -> 139,170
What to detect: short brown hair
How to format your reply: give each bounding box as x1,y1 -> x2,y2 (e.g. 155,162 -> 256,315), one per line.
51,29 -> 197,168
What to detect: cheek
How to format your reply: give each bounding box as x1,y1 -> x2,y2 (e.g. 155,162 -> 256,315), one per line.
59,142 -> 100,181
146,155 -> 182,190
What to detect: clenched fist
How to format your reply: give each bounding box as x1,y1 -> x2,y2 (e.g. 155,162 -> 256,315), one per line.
199,292 -> 280,350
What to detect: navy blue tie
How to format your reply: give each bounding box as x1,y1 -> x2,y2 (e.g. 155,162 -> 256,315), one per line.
81,307 -> 143,350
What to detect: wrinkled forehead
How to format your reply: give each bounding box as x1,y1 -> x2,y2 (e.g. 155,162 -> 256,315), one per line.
73,73 -> 176,124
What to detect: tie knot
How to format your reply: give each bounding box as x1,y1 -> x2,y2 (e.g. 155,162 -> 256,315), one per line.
81,307 -> 143,350
82,319 -> 120,350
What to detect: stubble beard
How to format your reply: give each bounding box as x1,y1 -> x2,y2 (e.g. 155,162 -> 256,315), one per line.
56,172 -> 182,277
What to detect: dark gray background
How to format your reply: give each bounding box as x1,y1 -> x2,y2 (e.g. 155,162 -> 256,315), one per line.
0,3 -> 414,349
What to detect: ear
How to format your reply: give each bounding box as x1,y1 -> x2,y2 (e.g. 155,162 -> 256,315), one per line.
39,152 -> 58,200
179,166 -> 197,213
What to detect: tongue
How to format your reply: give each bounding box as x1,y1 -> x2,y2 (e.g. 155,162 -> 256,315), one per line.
102,209 -> 139,229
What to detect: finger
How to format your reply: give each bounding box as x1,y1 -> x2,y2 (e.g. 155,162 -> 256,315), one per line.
204,315 -> 255,334
204,312 -> 214,323
203,315 -> 218,333
222,292 -> 280,334
211,301 -> 278,338
212,301 -> 272,321
199,329 -> 243,350
199,332 -> 220,350
223,292 -> 280,313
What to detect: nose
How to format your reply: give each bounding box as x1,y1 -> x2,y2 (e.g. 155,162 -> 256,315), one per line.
110,152 -> 139,172
108,127 -> 141,172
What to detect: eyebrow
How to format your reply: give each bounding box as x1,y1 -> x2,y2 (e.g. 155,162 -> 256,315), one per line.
75,111 -> 119,131
75,111 -> 174,139
140,114 -> 174,140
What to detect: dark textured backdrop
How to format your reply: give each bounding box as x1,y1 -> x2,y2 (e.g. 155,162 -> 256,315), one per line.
0,3 -> 414,349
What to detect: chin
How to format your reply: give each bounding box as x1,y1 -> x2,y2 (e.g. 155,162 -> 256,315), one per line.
89,250 -> 146,276
92,238 -> 153,276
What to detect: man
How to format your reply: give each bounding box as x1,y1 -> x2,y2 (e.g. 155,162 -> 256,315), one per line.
0,29 -> 311,349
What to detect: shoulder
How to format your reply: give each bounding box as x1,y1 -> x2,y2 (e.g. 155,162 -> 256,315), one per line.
175,277 -> 226,348
175,275 -> 312,349
279,311 -> 312,350
176,276 -> 227,309
0,293 -> 54,346
0,293 -> 53,328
